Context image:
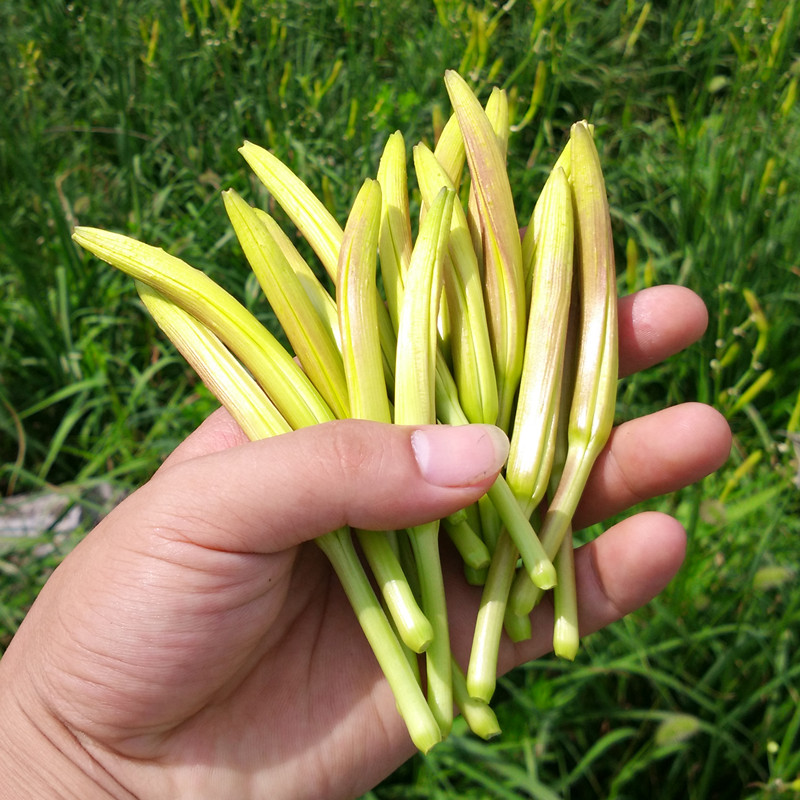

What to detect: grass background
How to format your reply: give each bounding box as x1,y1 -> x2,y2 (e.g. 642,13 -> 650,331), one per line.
1,0 -> 799,796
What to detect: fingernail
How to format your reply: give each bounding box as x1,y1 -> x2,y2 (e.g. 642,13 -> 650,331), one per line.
411,424 -> 509,487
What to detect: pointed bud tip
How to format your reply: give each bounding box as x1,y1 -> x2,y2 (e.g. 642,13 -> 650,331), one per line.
571,120 -> 596,139
443,68 -> 465,90
238,140 -> 263,160
71,226 -> 98,245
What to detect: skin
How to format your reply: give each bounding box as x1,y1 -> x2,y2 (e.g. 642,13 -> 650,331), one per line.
0,285 -> 731,800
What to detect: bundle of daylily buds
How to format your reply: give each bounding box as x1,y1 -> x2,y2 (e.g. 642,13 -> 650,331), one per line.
72,70 -> 617,753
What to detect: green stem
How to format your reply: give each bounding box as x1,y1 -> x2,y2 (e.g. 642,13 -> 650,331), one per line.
552,528 -> 579,660
507,565 -> 540,618
442,515 -> 490,571
452,658 -> 501,740
316,528 -> 442,753
462,501 -> 484,542
487,476 -> 556,590
466,530 -> 518,703
463,563 -> 489,586
430,355 -> 555,588
503,605 -> 532,643
508,444 -> 597,616
356,529 -> 434,653
539,444 -> 596,561
409,520 -> 453,736
477,493 -> 502,553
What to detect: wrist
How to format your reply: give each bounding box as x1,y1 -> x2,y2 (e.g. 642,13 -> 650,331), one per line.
0,669 -> 136,800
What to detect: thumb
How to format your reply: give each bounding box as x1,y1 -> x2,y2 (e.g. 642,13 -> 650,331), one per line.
141,419 -> 509,554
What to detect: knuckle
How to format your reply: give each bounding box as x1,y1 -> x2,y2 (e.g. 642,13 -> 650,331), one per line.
316,420 -> 390,484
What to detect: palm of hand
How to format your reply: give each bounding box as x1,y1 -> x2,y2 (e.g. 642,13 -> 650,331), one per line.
3,287 -> 731,800
35,496 -> 403,798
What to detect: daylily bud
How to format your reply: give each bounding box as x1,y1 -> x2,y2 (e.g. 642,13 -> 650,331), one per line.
136,281 -> 292,441
238,140 -> 343,281
222,189 -> 350,420
468,165 -> 575,690
338,179 -> 435,656
376,131 -> 413,333
537,120 -> 619,563
432,111 -> 467,190
71,226 -> 334,430
252,208 -> 341,349
506,165 -> 574,513
394,186 -> 455,426
414,141 -> 498,427
444,70 -> 526,431
240,140 -> 398,390
394,185 -> 456,736
337,178 -> 391,424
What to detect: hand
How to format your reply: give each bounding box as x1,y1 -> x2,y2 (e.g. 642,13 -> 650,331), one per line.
0,285 -> 731,800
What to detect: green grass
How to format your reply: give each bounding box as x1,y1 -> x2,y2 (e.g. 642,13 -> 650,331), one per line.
1,0 -> 799,796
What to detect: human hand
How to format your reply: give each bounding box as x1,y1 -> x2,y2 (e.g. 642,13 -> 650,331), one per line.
0,285 -> 731,800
